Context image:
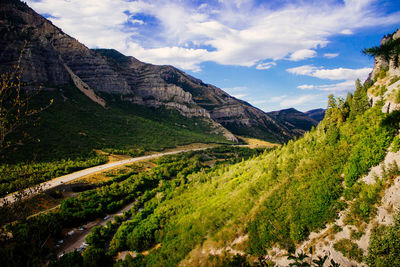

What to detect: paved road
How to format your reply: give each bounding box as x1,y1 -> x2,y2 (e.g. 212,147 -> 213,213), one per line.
1,148 -> 208,206
57,201 -> 136,257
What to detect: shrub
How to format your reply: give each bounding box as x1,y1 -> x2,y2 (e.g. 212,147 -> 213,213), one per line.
367,215 -> 400,266
391,136 -> 400,152
333,239 -> 364,262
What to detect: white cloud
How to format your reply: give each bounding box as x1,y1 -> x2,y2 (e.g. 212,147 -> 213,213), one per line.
298,84 -> 315,90
280,95 -> 316,108
222,86 -> 248,96
324,53 -> 339,58
224,86 -> 248,92
26,0 -> 400,71
297,80 -> 355,93
232,94 -> 247,99
289,65 -> 372,93
270,95 -> 287,102
287,65 -> 372,81
131,19 -> 145,25
340,29 -> 353,35
289,49 -> 317,61
256,62 -> 276,70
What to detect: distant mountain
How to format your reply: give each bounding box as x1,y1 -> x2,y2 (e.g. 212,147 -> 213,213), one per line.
305,108 -> 326,122
267,108 -> 319,135
0,0 -> 307,145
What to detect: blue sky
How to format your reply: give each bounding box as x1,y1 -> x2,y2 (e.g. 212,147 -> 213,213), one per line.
27,0 -> 400,112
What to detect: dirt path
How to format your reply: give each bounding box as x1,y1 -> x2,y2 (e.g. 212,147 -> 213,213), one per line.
1,147 -> 209,206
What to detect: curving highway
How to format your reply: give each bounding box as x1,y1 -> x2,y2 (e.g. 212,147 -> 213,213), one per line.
0,148 -> 208,206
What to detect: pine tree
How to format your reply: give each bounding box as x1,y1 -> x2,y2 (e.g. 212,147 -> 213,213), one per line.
327,94 -> 337,109
350,79 -> 369,119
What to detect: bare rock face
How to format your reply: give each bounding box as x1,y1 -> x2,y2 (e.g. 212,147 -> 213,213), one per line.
369,28 -> 400,81
367,29 -> 400,114
0,1 -> 129,95
0,0 -> 299,143
91,48 -> 296,142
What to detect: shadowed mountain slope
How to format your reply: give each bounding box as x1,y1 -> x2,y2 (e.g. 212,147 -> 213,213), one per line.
0,0 -> 310,143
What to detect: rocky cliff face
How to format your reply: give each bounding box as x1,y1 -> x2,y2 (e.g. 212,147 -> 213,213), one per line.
367,29 -> 400,113
369,29 -> 400,81
0,0 -> 302,143
93,49 -> 295,142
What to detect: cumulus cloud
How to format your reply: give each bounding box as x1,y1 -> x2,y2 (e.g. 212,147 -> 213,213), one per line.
298,84 -> 315,90
288,65 -> 372,93
289,49 -> 317,61
26,0 -> 400,71
280,94 -> 316,107
324,53 -> 339,58
287,65 -> 372,81
256,62 -> 277,70
297,80 -> 356,92
340,29 -> 353,35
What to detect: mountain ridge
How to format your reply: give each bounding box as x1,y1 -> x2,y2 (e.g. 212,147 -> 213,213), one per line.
0,0 -> 317,143
267,107 -> 320,134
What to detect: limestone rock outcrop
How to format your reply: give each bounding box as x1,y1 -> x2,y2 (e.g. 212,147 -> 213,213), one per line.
366,29 -> 400,114
0,0 -> 302,143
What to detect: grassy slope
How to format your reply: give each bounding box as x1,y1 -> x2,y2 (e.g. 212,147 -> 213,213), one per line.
0,84 -> 230,197
3,85 -> 399,267
10,84 -> 230,161
112,102 -> 398,266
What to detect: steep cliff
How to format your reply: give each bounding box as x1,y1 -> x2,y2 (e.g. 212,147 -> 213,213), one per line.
0,0 -> 302,143
366,28 -> 400,113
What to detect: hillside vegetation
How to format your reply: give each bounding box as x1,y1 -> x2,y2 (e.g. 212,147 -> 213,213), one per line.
2,58 -> 400,266
107,85 -> 397,266
0,84 -> 231,197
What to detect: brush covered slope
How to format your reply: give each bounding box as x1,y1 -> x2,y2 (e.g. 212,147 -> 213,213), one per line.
0,0 -> 302,143
0,84 -> 232,197
2,30 -> 400,267
0,0 -> 233,197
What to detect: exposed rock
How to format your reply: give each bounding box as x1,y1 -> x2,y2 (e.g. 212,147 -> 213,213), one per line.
0,0 -> 303,143
60,56 -> 106,107
367,29 -> 400,114
94,49 -> 295,142
368,28 -> 400,82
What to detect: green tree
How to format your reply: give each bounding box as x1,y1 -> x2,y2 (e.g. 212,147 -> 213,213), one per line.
349,79 -> 369,119
83,247 -> 112,267
327,94 -> 337,109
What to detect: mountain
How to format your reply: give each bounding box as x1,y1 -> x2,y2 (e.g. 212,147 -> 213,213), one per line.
305,108 -> 326,122
267,108 -> 319,135
4,29 -> 400,266
2,2 -> 400,266
0,0 -> 303,145
91,48 -> 294,142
